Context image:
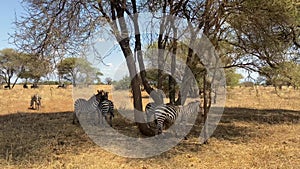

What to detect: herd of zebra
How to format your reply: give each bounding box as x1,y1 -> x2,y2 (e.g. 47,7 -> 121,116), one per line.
73,90 -> 203,137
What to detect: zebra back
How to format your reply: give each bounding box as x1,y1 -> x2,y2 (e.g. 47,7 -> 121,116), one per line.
73,90 -> 104,124
154,101 -> 201,135
153,104 -> 179,132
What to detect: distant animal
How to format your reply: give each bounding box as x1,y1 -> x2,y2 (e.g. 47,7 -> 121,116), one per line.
153,101 -> 202,138
31,84 -> 39,88
4,85 -> 10,89
23,84 -> 28,88
57,84 -> 66,88
30,94 -> 42,110
73,90 -> 104,124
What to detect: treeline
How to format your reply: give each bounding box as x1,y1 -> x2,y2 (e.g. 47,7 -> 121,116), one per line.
0,49 -> 102,89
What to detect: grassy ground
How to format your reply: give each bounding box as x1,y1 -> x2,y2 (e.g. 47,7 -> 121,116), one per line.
0,85 -> 299,168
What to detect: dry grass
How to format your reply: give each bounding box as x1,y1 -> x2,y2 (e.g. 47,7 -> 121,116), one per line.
0,85 -> 299,169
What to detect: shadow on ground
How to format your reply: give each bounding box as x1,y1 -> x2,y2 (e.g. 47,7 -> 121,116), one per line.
0,107 -> 299,164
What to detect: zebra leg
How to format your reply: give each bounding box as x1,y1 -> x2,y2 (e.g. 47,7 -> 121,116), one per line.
108,115 -> 113,127
109,109 -> 113,127
73,111 -> 78,124
103,113 -> 111,128
73,111 -> 79,124
96,108 -> 101,125
156,123 -> 163,136
37,102 -> 40,110
30,99 -> 34,109
98,110 -> 104,126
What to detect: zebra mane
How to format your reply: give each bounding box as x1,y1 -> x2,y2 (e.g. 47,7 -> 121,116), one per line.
87,95 -> 96,101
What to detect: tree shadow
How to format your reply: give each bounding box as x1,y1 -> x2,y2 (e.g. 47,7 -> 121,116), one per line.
0,112 -> 94,165
186,107 -> 300,144
221,107 -> 300,124
0,107 -> 299,164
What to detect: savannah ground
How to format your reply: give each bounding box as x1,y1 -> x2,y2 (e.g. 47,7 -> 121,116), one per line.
0,85 -> 299,169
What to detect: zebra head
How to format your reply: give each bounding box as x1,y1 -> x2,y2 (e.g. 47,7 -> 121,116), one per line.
96,90 -> 105,102
101,91 -> 109,100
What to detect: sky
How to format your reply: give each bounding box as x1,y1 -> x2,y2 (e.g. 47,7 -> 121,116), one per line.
0,0 -> 23,49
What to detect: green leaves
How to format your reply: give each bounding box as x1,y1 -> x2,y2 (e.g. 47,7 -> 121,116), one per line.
57,57 -> 102,86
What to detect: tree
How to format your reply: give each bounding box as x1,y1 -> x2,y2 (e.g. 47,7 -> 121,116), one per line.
19,53 -> 52,85
104,77 -> 113,85
260,61 -> 300,89
225,68 -> 243,87
57,57 -> 101,87
113,76 -> 131,90
0,48 -> 24,88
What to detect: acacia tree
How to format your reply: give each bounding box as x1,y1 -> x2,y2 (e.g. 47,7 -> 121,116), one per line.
57,57 -> 101,87
260,61 -> 300,90
12,0 -> 300,139
0,48 -> 25,88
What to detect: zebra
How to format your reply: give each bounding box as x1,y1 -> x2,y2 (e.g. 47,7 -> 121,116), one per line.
145,102 -> 174,125
98,98 -> 115,127
30,94 -> 42,110
145,102 -> 158,123
73,90 -> 104,124
153,101 -> 201,137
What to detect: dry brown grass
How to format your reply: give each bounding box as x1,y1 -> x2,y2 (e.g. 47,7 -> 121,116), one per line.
0,85 -> 299,169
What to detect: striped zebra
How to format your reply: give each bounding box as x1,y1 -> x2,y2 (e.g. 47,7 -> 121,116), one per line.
73,90 -> 104,124
98,98 -> 114,127
153,101 -> 201,136
145,102 -> 173,124
30,94 -> 42,110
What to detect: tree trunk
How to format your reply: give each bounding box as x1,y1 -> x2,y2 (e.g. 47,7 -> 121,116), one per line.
202,71 -> 210,144
169,21 -> 177,104
110,1 -> 155,136
132,12 -> 163,104
11,76 -> 20,89
119,39 -> 155,136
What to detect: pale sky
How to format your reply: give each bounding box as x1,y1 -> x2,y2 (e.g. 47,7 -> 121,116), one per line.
0,1 -> 127,81
0,0 -> 23,49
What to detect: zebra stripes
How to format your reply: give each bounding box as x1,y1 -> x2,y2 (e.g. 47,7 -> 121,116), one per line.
30,94 -> 42,110
73,90 -> 103,124
153,101 -> 201,135
98,99 -> 114,127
